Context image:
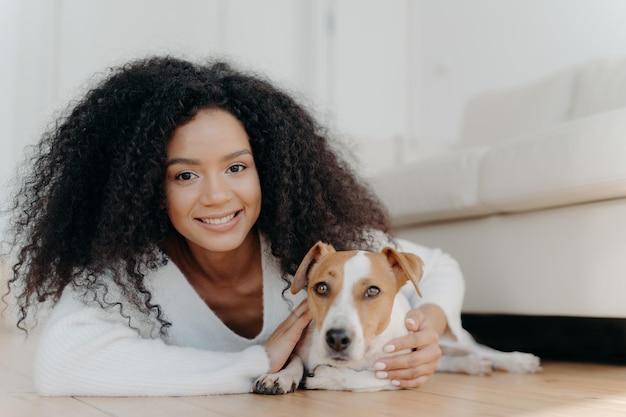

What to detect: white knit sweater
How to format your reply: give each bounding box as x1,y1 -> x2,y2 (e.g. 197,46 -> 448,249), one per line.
33,237 -> 465,396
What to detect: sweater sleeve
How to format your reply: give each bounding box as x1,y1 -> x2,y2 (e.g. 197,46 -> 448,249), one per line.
34,289 -> 270,396
395,238 -> 466,342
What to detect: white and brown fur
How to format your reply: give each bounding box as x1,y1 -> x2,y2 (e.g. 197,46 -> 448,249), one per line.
253,242 -> 541,394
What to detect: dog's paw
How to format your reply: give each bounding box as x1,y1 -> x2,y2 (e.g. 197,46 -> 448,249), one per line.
494,351 -> 542,373
252,373 -> 298,395
438,353 -> 494,375
464,354 -> 495,375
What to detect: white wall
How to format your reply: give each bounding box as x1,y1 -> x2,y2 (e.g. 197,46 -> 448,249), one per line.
54,0 -> 317,100
0,0 -> 20,191
55,0 -> 223,99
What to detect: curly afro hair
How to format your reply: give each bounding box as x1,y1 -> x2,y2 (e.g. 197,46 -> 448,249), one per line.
5,56 -> 391,331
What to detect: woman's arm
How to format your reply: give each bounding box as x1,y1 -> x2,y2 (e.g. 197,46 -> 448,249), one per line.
34,297 -> 268,396
34,289 -> 309,396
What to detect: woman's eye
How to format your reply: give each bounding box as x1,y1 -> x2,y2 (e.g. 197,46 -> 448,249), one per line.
175,172 -> 198,181
313,282 -> 329,297
364,286 -> 380,298
227,164 -> 246,173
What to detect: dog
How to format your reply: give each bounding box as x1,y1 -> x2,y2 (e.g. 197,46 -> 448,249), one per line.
252,242 -> 541,394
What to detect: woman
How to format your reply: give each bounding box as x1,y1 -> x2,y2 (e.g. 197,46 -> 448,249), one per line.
5,57 -> 464,396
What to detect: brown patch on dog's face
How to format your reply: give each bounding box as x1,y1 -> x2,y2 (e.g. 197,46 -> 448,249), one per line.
305,250 -> 356,331
355,252 -> 401,339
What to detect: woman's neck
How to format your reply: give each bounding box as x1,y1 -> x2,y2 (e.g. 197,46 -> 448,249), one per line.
166,231 -> 262,286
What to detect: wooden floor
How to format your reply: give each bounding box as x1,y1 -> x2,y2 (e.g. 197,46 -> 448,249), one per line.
2,325 -> 625,417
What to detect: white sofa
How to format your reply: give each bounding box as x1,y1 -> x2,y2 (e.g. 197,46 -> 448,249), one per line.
370,58 -> 626,321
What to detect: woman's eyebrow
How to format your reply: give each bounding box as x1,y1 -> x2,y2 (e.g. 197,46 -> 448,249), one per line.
165,157 -> 200,167
165,149 -> 252,167
222,149 -> 252,161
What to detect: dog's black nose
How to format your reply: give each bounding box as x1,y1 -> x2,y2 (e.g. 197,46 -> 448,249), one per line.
326,328 -> 351,351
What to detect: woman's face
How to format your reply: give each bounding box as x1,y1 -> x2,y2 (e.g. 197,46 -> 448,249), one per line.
165,108 -> 262,255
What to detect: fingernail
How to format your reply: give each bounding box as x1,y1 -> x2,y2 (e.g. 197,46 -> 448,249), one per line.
391,380 -> 401,386
383,344 -> 395,353
406,318 -> 416,327
374,361 -> 386,370
375,371 -> 388,379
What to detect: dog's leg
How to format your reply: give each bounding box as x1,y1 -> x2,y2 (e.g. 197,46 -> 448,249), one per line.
305,365 -> 398,392
470,343 -> 542,373
438,329 -> 541,375
252,355 -> 304,395
437,353 -> 494,375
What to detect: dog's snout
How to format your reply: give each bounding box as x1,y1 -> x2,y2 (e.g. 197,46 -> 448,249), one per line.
325,328 -> 351,352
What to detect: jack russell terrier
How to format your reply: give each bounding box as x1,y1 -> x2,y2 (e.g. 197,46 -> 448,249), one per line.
253,242 -> 541,394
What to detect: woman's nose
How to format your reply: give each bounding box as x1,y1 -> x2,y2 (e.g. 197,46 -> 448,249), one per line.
199,174 -> 232,205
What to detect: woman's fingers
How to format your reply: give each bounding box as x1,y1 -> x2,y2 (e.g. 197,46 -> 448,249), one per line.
375,343 -> 442,388
263,301 -> 312,373
373,307 -> 443,387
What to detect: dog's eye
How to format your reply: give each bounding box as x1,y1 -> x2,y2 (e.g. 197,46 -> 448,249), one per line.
364,286 -> 380,298
313,282 -> 329,297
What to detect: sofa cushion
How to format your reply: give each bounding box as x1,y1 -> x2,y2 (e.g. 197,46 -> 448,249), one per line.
479,107 -> 626,212
370,146 -> 490,226
460,69 -> 575,147
570,57 -> 626,119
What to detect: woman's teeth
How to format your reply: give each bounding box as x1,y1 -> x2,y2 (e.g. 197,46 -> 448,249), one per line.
201,213 -> 236,225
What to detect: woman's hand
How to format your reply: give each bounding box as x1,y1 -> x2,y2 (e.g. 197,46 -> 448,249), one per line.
373,304 -> 447,388
262,300 -> 312,373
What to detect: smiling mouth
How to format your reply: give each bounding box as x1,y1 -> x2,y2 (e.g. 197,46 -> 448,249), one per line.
198,212 -> 238,225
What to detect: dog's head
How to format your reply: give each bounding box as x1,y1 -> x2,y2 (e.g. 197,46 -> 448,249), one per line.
291,241 -> 423,363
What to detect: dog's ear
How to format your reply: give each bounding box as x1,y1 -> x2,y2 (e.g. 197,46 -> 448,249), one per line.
291,241 -> 335,294
382,246 -> 423,297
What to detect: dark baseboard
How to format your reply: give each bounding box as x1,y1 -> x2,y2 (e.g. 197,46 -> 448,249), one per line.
461,314 -> 626,365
